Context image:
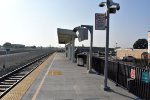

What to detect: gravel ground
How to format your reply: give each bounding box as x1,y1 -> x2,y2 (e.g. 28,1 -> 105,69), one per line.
0,48 -> 53,77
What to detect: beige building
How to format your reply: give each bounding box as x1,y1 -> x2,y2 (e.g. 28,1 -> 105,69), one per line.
117,49 -> 147,59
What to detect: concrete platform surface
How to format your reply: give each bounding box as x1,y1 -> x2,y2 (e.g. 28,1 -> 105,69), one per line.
22,53 -> 139,100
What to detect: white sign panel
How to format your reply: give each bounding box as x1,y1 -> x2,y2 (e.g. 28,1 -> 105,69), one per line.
148,32 -> 150,53
95,13 -> 106,30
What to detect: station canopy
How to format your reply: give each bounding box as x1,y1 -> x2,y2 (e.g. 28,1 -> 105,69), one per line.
57,28 -> 77,44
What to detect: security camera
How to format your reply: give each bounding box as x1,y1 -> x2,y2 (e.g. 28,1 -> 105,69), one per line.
116,4 -> 120,10
109,0 -> 114,6
73,28 -> 77,32
112,2 -> 120,11
99,2 -> 105,7
109,7 -> 116,14
73,26 -> 81,32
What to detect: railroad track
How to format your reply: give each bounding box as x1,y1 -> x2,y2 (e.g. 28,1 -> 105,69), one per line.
0,53 -> 52,99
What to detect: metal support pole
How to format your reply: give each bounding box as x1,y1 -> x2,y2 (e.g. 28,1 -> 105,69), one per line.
70,43 -> 72,60
69,43 -> 71,60
65,44 -> 67,57
81,25 -> 93,73
88,28 -> 93,73
71,37 -> 75,62
66,44 -> 69,58
104,0 -> 110,91
115,43 -> 117,60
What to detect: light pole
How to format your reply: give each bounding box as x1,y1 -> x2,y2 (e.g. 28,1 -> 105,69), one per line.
116,43 -> 117,49
115,42 -> 118,60
99,0 -> 120,91
73,25 -> 93,73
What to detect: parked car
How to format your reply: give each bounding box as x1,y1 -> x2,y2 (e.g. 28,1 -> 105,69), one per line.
122,56 -> 136,62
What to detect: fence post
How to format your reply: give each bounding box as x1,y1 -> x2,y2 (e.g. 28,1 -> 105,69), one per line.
148,71 -> 150,99
116,62 -> 119,86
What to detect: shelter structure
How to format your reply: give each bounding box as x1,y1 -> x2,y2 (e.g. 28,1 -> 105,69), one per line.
57,28 -> 77,62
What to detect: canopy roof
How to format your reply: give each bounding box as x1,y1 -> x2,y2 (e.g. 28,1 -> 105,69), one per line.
57,28 -> 77,44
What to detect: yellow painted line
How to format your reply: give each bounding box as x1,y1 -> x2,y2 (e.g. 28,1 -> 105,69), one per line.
1,53 -> 55,100
48,70 -> 62,76
31,53 -> 57,100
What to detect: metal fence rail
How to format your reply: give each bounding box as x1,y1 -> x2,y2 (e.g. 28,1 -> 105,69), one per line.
81,55 -> 150,100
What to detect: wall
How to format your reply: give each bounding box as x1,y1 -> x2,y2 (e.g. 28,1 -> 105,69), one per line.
117,49 -> 147,59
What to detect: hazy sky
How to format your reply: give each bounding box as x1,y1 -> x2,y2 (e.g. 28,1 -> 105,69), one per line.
0,0 -> 150,48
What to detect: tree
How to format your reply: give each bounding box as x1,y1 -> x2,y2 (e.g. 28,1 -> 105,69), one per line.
133,39 -> 148,49
3,42 -> 12,48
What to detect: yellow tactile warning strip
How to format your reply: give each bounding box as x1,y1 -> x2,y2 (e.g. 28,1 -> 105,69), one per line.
1,53 -> 55,100
48,70 -> 62,76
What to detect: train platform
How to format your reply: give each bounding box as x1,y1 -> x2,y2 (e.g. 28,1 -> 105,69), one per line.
2,53 -> 138,100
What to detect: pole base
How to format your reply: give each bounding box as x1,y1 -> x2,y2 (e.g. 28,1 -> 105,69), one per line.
87,69 -> 94,73
104,86 -> 111,91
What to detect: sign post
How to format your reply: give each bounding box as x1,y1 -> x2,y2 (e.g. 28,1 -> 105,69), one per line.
95,13 -> 106,30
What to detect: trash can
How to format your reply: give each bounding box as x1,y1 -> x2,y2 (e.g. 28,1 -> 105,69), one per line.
77,54 -> 84,66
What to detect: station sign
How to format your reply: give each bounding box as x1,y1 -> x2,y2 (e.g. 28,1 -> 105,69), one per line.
95,13 -> 106,30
